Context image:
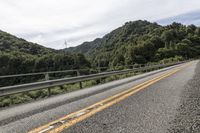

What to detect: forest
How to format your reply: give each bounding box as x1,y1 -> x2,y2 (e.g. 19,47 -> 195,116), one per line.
1,20 -> 200,77
0,30 -> 90,76
66,20 -> 200,67
0,20 -> 200,84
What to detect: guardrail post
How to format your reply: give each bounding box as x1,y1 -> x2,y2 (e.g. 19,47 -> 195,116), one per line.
45,73 -> 51,96
77,71 -> 82,89
98,68 -> 102,83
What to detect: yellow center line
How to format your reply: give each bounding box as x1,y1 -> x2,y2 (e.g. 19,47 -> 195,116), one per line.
29,70 -> 173,133
28,62 -> 192,133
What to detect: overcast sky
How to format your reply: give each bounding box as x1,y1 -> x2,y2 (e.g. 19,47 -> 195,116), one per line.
0,0 -> 200,49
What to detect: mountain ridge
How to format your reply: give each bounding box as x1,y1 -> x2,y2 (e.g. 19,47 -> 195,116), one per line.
0,30 -> 90,76
64,20 -> 200,67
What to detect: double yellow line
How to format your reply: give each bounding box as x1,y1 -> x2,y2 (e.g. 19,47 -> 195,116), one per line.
29,63 -> 191,133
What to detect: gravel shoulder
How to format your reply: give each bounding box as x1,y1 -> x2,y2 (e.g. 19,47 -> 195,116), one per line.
168,61 -> 200,133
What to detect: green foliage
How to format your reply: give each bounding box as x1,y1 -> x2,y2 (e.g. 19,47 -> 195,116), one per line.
65,20 -> 200,67
159,56 -> 184,64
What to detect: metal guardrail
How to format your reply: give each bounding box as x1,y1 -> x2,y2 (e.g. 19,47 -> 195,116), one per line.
0,65 -> 140,79
0,70 -> 79,79
0,61 -> 187,97
0,64 -> 143,89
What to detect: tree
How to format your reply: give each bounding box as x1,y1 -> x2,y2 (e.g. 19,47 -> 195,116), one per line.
187,24 -> 197,34
161,30 -> 175,48
112,54 -> 125,66
176,43 -> 191,58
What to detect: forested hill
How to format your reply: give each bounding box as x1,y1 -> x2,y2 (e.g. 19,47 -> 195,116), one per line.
1,20 -> 200,75
65,20 -> 200,67
0,30 -> 90,75
65,38 -> 102,56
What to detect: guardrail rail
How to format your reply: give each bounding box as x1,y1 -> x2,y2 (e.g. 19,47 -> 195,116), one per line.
0,61 -> 188,97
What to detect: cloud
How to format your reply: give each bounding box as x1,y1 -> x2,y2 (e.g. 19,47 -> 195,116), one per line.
157,10 -> 200,26
0,0 -> 200,49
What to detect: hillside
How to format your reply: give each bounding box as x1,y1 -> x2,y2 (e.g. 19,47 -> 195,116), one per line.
1,20 -> 200,76
0,30 -> 55,56
65,38 -> 102,55
0,30 -> 90,76
65,20 -> 200,67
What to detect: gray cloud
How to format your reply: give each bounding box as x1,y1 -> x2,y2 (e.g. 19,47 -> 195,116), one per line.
0,0 -> 200,49
157,10 -> 200,26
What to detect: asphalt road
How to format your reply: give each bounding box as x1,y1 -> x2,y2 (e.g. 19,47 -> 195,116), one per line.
0,61 -> 199,133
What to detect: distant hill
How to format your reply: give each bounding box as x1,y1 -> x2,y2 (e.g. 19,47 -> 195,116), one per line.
65,20 -> 200,67
65,38 -> 102,57
1,19 -> 200,76
0,30 -> 55,56
65,20 -> 161,57
0,30 -> 90,76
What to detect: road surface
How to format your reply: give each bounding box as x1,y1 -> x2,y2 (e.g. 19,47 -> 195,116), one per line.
0,60 -> 199,133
